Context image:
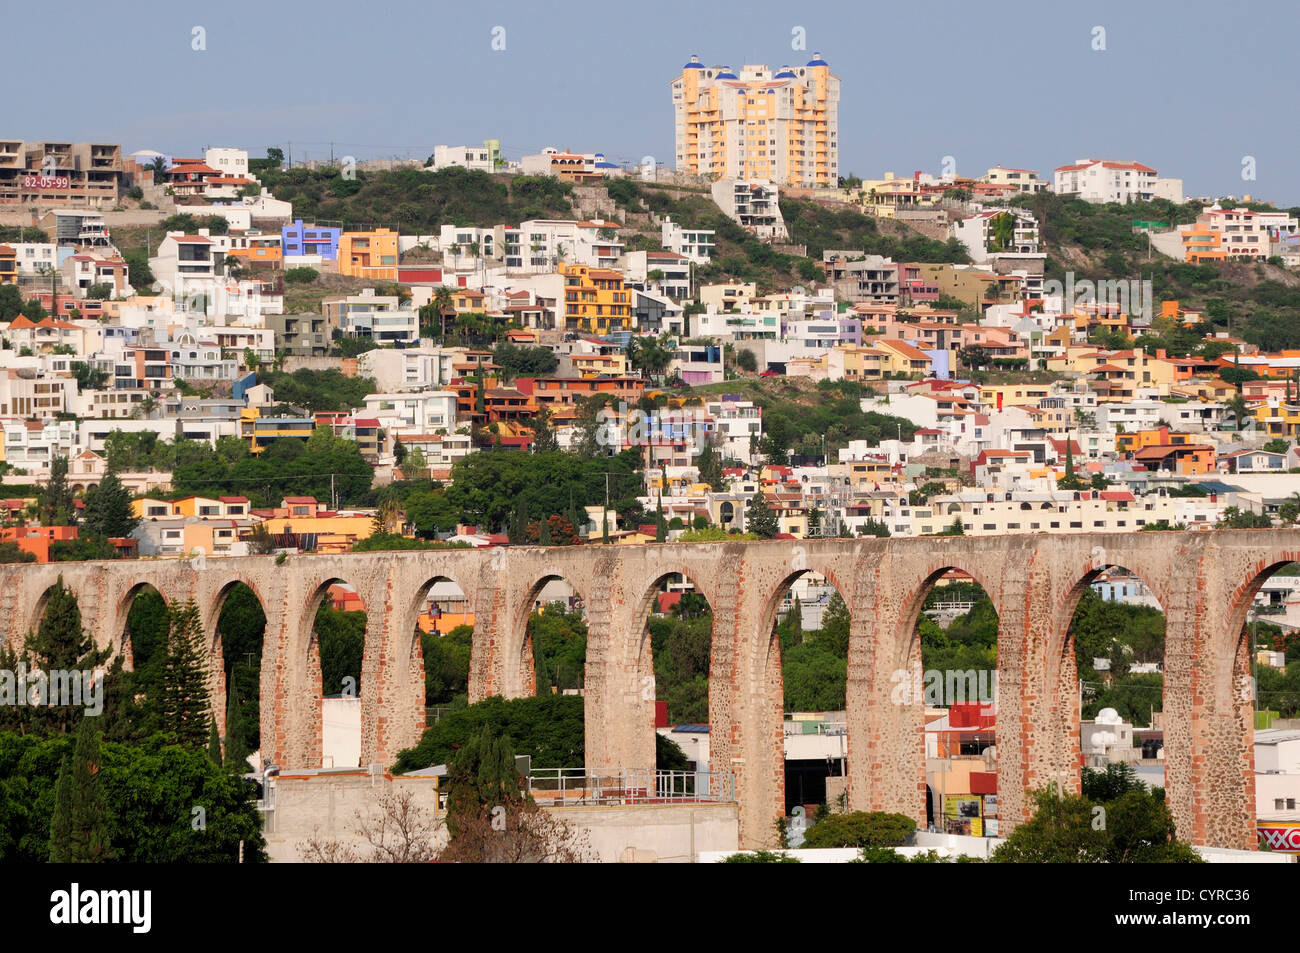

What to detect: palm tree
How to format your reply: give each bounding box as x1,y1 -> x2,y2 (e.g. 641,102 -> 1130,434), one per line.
1226,393 -> 1249,432
432,286 -> 455,338
989,212 -> 1016,252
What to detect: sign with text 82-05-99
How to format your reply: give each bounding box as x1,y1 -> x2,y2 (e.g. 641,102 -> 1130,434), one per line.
22,174 -> 70,190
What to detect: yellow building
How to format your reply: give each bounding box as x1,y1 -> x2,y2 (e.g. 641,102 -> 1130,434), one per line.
1254,400 -> 1300,440
240,407 -> 316,454
979,384 -> 1053,408
570,351 -> 628,377
871,339 -> 933,377
671,56 -> 840,189
337,228 -> 399,281
1047,347 -> 1182,399
256,513 -> 377,554
0,244 -> 16,285
561,264 -> 633,334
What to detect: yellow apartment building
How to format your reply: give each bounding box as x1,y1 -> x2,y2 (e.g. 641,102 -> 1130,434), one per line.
561,264 -> 633,334
671,56 -> 840,189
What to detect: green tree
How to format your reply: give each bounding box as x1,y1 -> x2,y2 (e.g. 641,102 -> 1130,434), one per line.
208,720 -> 223,765
80,471 -> 141,540
802,811 -> 916,848
155,599 -> 213,749
315,602 -> 365,697
48,756 -> 73,862
988,212 -> 1016,251
223,681 -> 251,772
60,717 -> 115,862
444,724 -> 525,838
37,455 -> 76,527
746,492 -> 780,539
394,695 -> 585,774
992,785 -> 1201,863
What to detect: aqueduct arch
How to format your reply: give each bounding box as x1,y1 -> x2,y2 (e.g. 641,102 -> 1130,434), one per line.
0,529 -> 1294,850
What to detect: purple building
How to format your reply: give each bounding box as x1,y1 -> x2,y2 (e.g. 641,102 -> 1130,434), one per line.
282,220 -> 341,261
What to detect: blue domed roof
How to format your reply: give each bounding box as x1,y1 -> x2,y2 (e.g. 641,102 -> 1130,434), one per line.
715,67 -> 738,79
773,67 -> 796,78
683,60 -> 704,69
806,53 -> 829,67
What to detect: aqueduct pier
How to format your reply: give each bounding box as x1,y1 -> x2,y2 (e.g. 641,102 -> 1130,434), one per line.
3,529 -> 1296,850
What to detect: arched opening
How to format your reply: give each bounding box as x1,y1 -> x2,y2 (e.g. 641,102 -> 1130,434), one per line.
9,579 -> 99,735
1063,565 -> 1166,793
642,573 -> 712,780
213,581 -> 266,772
410,575 -> 471,720
122,583 -> 168,677
1230,559 -> 1300,838
770,570 -> 850,817
307,579 -> 368,768
521,575 -> 587,699
907,568 -> 999,836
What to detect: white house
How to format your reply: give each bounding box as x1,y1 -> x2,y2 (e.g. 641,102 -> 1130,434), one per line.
1053,159 -> 1158,203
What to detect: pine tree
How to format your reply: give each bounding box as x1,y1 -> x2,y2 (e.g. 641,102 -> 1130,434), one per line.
65,717 -> 114,861
224,682 -> 250,773
37,455 -> 76,527
81,470 -> 141,540
508,498 -> 529,544
746,492 -> 779,539
156,599 -> 213,749
445,726 -> 525,838
28,578 -> 95,671
48,756 -> 73,862
696,441 -> 722,491
25,579 -> 104,735
207,719 -> 223,765
539,516 -> 552,546
655,495 -> 667,542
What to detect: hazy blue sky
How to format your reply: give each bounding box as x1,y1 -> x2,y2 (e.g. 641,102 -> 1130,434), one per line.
10,0 -> 1300,204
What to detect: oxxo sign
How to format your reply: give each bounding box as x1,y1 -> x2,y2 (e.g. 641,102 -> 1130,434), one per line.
1256,821 -> 1300,852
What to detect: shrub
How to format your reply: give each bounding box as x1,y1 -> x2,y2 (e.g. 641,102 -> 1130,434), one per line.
800,811 -> 916,849
284,266 -> 319,284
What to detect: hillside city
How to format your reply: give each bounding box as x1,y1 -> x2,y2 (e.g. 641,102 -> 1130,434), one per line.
3,51 -> 1299,868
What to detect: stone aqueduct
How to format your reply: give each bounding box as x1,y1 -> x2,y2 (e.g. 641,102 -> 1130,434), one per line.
2,529 -> 1297,850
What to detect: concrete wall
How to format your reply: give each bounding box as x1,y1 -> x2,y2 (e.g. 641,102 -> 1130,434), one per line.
2,530 -> 1298,851
264,772 -> 735,862
264,771 -> 445,863
552,804 -> 737,862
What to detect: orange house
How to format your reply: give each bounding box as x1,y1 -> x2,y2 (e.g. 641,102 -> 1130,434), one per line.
1116,426 -> 1195,454
1132,443 -> 1216,475
0,524 -> 79,562
226,245 -> 283,265
337,228 -> 399,281
325,584 -> 366,613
